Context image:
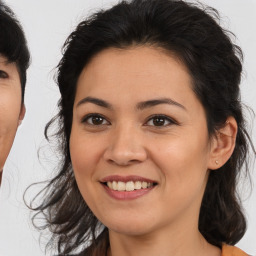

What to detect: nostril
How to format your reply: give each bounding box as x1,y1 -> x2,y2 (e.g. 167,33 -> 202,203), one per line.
107,158 -> 140,166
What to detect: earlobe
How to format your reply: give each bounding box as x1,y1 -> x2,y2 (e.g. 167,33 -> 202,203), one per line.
18,104 -> 26,125
208,117 -> 237,170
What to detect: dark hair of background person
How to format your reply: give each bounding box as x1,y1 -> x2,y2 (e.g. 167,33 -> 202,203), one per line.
0,0 -> 30,102
28,0 -> 255,255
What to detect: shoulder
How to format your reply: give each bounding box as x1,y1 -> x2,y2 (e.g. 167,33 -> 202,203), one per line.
222,244 -> 249,256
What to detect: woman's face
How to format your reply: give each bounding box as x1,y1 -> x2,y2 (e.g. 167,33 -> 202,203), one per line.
70,47 -> 216,237
0,55 -> 25,175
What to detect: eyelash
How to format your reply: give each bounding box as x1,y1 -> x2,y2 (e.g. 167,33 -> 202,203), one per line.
81,113 -> 178,127
0,70 -> 8,79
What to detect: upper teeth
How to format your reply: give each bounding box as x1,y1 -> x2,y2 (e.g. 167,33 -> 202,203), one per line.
107,181 -> 153,191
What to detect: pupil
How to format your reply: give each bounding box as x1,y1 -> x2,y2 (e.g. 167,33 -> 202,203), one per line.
92,116 -> 103,125
153,117 -> 164,126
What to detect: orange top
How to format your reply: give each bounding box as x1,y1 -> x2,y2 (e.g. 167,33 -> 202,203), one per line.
222,244 -> 248,256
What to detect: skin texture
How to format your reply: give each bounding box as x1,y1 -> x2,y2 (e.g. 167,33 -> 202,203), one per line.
0,55 -> 25,184
70,47 -> 237,256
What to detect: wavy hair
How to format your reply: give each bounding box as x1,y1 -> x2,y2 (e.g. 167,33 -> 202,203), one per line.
29,0 -> 254,254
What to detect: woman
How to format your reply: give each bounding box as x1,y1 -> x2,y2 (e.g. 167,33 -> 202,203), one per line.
31,0 -> 254,255
0,1 -> 30,185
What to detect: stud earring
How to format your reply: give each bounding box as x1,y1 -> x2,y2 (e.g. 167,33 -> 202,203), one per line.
215,160 -> 219,165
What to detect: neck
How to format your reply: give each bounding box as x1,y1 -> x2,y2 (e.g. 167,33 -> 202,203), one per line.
107,220 -> 221,256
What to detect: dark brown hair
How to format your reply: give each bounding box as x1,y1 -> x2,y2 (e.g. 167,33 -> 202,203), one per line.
0,0 -> 30,102
29,0 -> 254,254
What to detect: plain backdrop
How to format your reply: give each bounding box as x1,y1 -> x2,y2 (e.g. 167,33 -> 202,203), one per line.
0,0 -> 255,255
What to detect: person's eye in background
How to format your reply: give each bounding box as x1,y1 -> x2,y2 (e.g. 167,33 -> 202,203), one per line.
0,70 -> 8,79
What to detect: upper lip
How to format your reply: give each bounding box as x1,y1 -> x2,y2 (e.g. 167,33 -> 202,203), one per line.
101,175 -> 157,184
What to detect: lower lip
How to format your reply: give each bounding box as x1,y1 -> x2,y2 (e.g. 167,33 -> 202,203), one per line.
102,184 -> 155,200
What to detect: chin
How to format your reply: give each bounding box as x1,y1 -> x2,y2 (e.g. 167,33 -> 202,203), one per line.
105,218 -> 155,237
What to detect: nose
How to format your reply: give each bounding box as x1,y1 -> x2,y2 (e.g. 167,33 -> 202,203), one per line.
103,125 -> 147,166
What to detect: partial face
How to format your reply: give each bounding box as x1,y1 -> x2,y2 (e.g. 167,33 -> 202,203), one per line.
0,55 -> 25,176
70,47 -> 214,237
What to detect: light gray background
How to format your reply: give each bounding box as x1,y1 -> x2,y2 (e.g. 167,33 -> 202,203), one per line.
0,0 -> 255,255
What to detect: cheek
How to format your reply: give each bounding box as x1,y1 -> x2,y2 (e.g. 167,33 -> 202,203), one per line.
0,91 -> 22,169
151,133 -> 210,198
69,128 -> 103,180
0,91 -> 21,126
69,128 -> 106,215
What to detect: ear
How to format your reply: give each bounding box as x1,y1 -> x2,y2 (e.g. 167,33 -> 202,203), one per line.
208,116 -> 237,170
18,104 -> 26,126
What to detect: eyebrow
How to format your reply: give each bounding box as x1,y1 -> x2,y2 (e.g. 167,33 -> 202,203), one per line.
76,97 -> 112,109
76,96 -> 186,111
136,98 -> 186,111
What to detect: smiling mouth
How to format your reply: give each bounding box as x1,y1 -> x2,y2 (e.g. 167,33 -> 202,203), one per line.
104,180 -> 156,192
101,176 -> 158,200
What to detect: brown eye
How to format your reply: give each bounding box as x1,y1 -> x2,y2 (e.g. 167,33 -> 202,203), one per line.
146,115 -> 176,127
0,70 -> 8,79
82,114 -> 110,126
152,117 -> 166,126
91,116 -> 104,125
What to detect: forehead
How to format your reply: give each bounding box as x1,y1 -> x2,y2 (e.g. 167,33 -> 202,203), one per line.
82,45 -> 190,76
76,46 -> 196,106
